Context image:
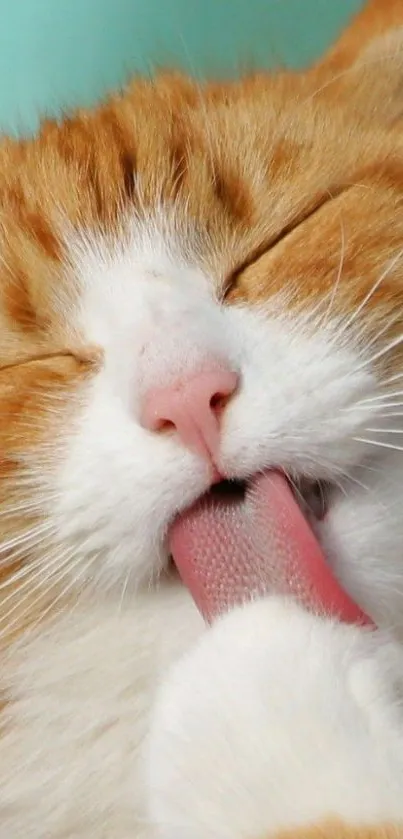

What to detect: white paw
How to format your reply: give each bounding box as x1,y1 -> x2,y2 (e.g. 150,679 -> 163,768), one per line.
146,597 -> 403,839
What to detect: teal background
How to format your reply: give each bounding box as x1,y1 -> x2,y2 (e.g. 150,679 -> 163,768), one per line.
0,0 -> 365,136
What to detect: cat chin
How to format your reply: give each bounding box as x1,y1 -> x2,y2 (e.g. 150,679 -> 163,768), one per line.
146,596 -> 403,839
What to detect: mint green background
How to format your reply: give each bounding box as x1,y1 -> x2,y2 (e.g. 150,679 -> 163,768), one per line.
0,0 -> 364,136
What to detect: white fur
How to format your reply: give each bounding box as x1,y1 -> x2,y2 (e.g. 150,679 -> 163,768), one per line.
50,220 -> 386,602
1,586 -> 202,838
4,216 -> 403,836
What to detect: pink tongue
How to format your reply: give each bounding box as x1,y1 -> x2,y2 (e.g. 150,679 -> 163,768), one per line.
169,471 -> 372,626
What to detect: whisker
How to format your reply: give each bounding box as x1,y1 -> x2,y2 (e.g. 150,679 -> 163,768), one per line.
353,436 -> 403,454
369,402 -> 403,410
282,471 -> 306,509
369,411 -> 403,419
342,468 -> 389,512
0,544 -> 72,612
355,390 -> 403,406
354,312 -> 403,359
320,215 -> 345,328
0,553 -> 54,589
303,291 -> 332,326
333,249 -> 403,345
0,499 -> 51,517
0,533 -> 55,579
382,371 -> 403,387
364,427 -> 403,434
356,331 -> 403,372
0,541 -> 99,643
0,521 -> 53,555
329,473 -> 349,500
341,472 -> 371,494
21,551 -> 101,641
118,569 -> 131,614
344,403 -> 403,415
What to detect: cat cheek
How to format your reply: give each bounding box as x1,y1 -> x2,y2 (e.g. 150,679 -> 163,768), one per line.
0,355 -> 90,449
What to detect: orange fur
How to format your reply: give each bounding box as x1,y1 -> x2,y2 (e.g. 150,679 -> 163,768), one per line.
1,1 -> 403,834
271,821 -> 403,838
1,7 -> 403,612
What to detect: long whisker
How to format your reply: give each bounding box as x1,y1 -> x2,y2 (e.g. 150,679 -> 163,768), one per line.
334,248 -> 403,343
0,499 -> 51,517
0,552 -> 55,589
0,544 -> 71,614
0,521 -> 53,556
0,533 -> 56,580
381,371 -> 403,387
21,551 -> 101,642
320,215 -> 345,328
282,471 -> 307,509
118,569 -> 131,614
356,401 -> 403,411
353,311 -> 403,358
0,539 -> 99,642
344,404 -> 403,415
364,427 -> 403,434
364,331 -> 403,368
368,411 -> 403,419
341,471 -> 371,494
329,473 -> 348,500
355,390 -> 403,406
342,468 -> 389,512
353,436 -> 403,454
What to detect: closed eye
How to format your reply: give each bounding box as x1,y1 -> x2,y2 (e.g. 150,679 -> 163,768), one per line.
222,182 -> 351,298
0,347 -> 102,374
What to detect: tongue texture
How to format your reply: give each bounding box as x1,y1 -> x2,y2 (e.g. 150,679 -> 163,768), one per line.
169,471 -> 372,626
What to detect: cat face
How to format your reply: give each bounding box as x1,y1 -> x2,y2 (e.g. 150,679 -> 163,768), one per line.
2,13 -> 403,638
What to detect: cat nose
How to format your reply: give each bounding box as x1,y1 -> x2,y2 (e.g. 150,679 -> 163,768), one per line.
140,367 -> 238,463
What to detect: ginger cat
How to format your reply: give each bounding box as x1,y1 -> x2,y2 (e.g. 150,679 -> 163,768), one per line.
1,1 -> 403,836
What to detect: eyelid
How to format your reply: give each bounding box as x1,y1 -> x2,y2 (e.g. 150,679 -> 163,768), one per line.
224,184 -> 350,295
0,346 -> 102,374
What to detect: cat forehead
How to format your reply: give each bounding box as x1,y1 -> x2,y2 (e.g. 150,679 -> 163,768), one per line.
0,64 -> 400,366
71,218 -> 215,313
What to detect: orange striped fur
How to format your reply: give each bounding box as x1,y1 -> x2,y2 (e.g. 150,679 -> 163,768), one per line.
0,1 -> 403,629
1,1 -> 403,837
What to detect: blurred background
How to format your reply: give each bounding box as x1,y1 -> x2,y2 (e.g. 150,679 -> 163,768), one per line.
0,0 -> 365,136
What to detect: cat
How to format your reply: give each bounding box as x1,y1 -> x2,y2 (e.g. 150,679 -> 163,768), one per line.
1,0 -> 403,836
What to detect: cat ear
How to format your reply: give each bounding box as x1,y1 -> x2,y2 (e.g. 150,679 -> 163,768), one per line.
311,0 -> 403,124
322,0 -> 403,72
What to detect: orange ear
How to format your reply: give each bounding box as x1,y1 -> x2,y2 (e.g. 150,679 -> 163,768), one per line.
320,0 -> 403,71
306,0 -> 403,125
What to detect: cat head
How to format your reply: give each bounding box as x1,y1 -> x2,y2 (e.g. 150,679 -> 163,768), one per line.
2,0 -> 403,638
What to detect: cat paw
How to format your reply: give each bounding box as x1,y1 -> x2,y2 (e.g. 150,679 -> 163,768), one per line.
146,597 -> 403,839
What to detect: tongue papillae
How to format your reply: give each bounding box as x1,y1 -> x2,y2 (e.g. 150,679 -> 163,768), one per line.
169,471 -> 372,626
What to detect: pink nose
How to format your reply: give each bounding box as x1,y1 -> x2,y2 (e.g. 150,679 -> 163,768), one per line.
140,367 -> 238,463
